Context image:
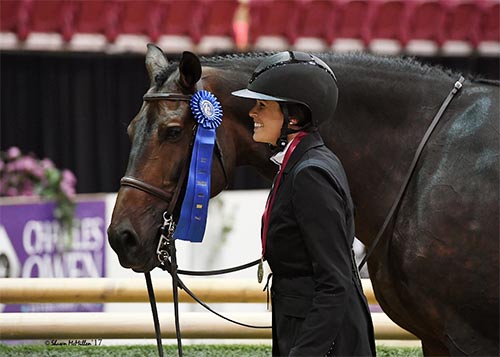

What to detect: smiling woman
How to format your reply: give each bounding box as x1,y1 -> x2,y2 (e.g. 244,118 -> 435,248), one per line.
249,100 -> 283,145
232,51 -> 376,357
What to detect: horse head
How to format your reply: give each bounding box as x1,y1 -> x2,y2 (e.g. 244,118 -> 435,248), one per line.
107,45 -> 254,272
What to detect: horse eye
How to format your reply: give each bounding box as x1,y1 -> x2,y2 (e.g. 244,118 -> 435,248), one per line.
163,126 -> 182,140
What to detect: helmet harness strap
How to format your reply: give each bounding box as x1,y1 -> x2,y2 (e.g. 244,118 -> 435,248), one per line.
276,103 -> 290,149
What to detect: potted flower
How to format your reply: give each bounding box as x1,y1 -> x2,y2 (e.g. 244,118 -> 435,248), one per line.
0,147 -> 77,244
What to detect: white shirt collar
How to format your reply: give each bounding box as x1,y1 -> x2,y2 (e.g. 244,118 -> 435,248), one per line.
270,139 -> 294,167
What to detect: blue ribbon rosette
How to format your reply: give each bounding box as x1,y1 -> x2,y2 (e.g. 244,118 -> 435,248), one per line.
173,90 -> 223,243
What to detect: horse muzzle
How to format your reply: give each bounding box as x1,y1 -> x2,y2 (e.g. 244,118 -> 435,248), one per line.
107,219 -> 157,272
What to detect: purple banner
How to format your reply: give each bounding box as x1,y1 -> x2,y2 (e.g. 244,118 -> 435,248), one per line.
0,199 -> 106,312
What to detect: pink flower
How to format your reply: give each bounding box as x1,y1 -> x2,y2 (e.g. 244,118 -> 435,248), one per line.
6,161 -> 17,173
60,180 -> 76,198
7,147 -> 21,159
60,170 -> 77,198
41,158 -> 54,170
15,157 -> 37,172
30,164 -> 44,179
61,169 -> 77,187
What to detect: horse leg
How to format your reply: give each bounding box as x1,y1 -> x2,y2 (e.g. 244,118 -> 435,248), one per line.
422,338 -> 450,357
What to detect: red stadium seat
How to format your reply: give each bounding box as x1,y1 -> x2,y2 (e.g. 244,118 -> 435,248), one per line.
368,0 -> 409,54
248,0 -> 301,51
72,0 -> 120,41
113,1 -> 162,52
0,0 -> 24,33
294,0 -> 337,51
21,0 -> 77,49
403,0 -> 446,55
156,0 -> 204,52
331,0 -> 373,52
441,0 -> 482,55
197,0 -> 239,53
0,0 -> 28,48
477,0 -> 500,55
25,0 -> 74,39
116,0 -> 162,41
69,0 -> 120,50
200,0 -> 238,38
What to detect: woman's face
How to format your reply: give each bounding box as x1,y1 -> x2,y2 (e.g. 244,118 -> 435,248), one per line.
249,100 -> 283,145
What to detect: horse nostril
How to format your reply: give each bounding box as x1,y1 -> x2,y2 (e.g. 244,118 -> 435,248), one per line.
122,229 -> 139,249
108,222 -> 139,252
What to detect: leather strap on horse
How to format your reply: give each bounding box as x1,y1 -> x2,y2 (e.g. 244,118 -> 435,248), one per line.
358,75 -> 465,271
176,258 -> 261,276
145,272 -> 165,357
120,177 -> 173,203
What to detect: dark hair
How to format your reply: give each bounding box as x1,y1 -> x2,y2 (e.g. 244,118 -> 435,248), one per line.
287,103 -> 311,127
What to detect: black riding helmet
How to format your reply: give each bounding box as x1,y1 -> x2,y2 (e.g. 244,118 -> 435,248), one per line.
232,51 -> 338,149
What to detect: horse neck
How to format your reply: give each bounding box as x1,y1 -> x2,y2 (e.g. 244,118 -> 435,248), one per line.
323,61 -> 456,247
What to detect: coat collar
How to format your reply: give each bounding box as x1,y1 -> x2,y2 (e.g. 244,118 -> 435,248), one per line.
283,130 -> 324,174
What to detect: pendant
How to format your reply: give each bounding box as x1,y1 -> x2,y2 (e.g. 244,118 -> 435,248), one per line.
257,257 -> 264,284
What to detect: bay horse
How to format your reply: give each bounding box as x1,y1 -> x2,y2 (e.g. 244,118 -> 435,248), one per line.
108,44 -> 499,356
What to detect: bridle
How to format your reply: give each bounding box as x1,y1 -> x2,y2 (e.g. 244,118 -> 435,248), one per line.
121,89 -> 229,217
119,84 -> 267,357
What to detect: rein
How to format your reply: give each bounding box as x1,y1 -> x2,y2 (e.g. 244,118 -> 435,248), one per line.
358,75 -> 465,270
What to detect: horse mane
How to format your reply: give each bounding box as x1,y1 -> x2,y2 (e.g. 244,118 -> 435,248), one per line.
200,51 -> 465,82
156,51 -> 492,87
200,52 -> 272,75
319,52 -> 463,80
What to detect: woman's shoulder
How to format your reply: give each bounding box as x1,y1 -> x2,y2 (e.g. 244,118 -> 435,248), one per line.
292,147 -> 351,192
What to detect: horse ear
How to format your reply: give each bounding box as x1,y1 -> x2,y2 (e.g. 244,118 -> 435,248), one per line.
145,43 -> 169,86
179,51 -> 202,89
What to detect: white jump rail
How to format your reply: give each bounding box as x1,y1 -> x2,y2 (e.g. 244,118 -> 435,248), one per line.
0,278 -> 377,304
0,312 -> 417,340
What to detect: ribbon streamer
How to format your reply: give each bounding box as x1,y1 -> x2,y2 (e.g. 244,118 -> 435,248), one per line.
174,90 -> 223,243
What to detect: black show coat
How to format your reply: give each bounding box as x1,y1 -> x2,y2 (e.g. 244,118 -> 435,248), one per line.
265,131 -> 376,356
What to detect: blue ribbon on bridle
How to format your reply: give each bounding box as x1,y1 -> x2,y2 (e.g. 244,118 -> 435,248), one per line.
173,90 -> 223,243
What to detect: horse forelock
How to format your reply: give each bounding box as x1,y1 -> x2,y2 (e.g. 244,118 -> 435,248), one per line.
154,63 -> 179,89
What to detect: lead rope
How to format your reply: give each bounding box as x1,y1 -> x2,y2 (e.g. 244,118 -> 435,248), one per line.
149,214 -> 271,357
145,272 -> 165,357
169,239 -> 183,356
358,75 -> 465,271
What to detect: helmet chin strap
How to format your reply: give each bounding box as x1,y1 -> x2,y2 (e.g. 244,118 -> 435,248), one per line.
275,104 -> 289,150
